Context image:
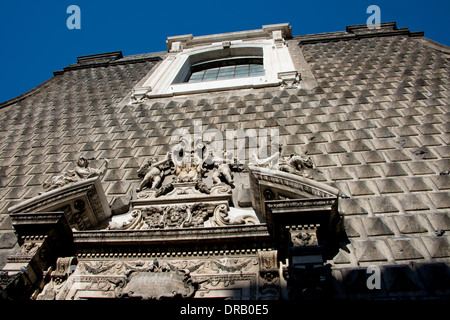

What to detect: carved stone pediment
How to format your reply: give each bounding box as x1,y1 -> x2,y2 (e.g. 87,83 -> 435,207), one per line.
247,165 -> 344,266
8,177 -> 111,230
116,269 -> 197,299
248,165 -> 339,220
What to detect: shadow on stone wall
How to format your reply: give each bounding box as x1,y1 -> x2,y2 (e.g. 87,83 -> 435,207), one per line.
286,262 -> 450,300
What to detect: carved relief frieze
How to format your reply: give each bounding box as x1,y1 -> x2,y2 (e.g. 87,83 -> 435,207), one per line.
17,241 -> 41,256
136,181 -> 231,200
255,173 -> 334,198
194,274 -> 258,299
38,256 -> 261,300
288,225 -> 319,247
76,257 -> 258,277
109,200 -> 257,230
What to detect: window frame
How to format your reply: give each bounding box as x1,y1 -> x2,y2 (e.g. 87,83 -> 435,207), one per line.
132,24 -> 299,99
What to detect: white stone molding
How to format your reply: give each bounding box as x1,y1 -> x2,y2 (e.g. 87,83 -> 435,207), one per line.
132,23 -> 299,99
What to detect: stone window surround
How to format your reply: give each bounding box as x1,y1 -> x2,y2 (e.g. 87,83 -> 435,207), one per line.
132,23 -> 300,99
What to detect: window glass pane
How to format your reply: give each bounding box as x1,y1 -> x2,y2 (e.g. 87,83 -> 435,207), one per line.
250,64 -> 264,72
217,74 -> 233,80
205,67 -> 219,74
235,65 -> 248,72
218,69 -> 235,77
189,71 -> 204,79
235,65 -> 249,75
220,66 -> 235,73
249,64 -> 264,76
187,71 -> 204,83
187,59 -> 264,82
234,73 -> 248,79
202,68 -> 219,81
249,71 -> 264,77
235,71 -> 249,77
250,64 -> 262,69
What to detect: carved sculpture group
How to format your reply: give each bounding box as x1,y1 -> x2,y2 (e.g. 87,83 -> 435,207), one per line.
41,142 -> 313,196
136,138 -> 243,194
26,138 -> 321,300
39,142 -> 314,232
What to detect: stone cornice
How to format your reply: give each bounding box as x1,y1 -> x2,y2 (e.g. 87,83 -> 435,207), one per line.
73,224 -> 273,255
296,21 -> 424,45
166,23 -> 292,51
74,224 -> 270,244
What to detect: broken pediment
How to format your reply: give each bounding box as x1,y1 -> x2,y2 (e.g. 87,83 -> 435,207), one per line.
8,177 -> 111,231
248,165 -> 339,220
248,165 -> 344,264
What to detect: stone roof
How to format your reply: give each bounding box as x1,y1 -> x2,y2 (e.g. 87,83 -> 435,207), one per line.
0,22 -> 449,271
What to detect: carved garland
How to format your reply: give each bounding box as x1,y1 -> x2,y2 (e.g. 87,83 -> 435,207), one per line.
40,258 -> 260,300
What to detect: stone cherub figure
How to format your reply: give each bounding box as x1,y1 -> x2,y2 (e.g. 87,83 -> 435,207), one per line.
136,152 -> 172,192
210,151 -> 241,186
42,157 -> 109,192
251,145 -> 314,177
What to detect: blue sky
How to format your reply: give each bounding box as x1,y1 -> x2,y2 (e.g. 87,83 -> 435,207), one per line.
0,0 -> 449,103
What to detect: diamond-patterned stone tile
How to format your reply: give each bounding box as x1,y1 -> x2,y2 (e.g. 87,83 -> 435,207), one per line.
427,192 -> 450,209
422,237 -> 450,258
397,194 -> 431,212
354,239 -> 388,262
388,238 -> 424,260
394,215 -> 428,234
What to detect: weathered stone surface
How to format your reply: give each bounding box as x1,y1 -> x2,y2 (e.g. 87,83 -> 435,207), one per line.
364,217 -> 394,236
354,240 -> 388,262
1,22 -> 450,299
387,239 -> 424,260
394,215 -> 428,234
0,231 -> 17,249
427,213 -> 450,231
